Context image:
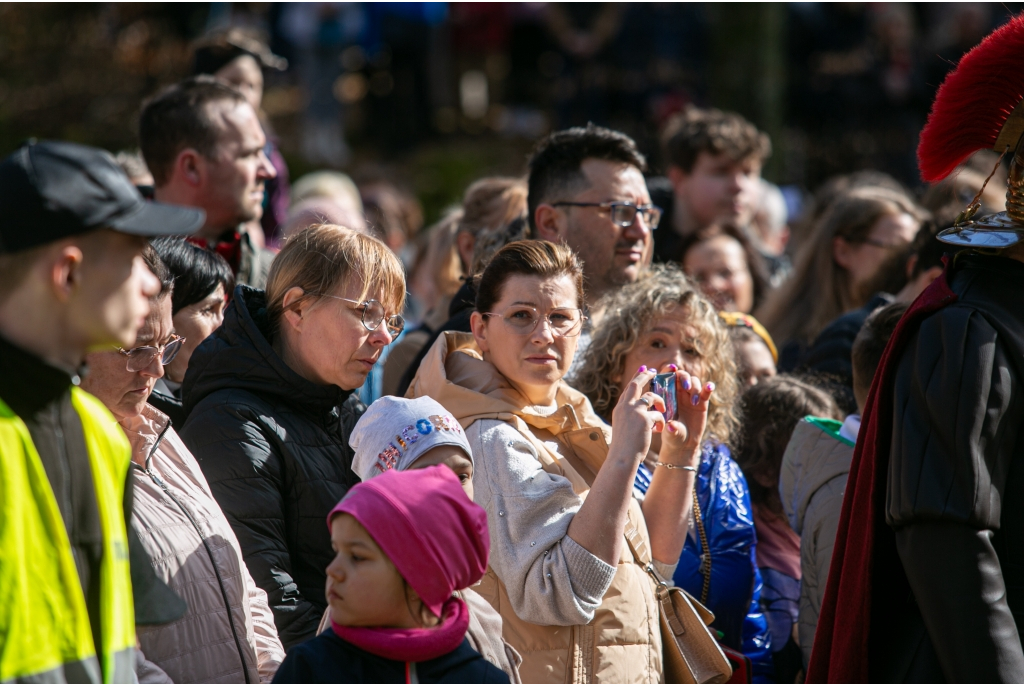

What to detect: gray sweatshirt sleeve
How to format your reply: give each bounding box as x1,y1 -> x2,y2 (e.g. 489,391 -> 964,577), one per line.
468,420 -> 617,626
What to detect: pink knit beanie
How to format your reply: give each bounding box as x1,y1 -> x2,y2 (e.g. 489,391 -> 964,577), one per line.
327,465 -> 489,617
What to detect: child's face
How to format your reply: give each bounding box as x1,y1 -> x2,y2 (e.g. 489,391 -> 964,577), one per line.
325,513 -> 420,629
410,445 -> 474,500
736,339 -> 776,387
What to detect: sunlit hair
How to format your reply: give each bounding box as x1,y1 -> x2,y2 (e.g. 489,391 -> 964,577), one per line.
475,240 -> 584,314
574,264 -> 738,444
413,208 -> 464,303
458,177 -> 528,239
265,223 -> 406,338
756,186 -> 926,348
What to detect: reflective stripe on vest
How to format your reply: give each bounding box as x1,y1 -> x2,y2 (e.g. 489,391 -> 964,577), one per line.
0,389 -> 135,683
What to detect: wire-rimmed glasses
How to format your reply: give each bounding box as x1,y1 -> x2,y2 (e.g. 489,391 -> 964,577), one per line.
482,305 -> 587,337
551,201 -> 662,230
117,335 -> 185,372
321,295 -> 405,338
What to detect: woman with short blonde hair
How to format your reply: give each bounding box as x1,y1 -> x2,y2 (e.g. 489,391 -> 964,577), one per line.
180,224 -> 406,649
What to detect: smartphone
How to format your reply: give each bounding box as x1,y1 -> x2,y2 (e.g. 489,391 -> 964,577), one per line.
651,372 -> 678,421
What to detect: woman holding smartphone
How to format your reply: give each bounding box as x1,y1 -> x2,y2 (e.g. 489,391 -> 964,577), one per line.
408,241 -> 712,683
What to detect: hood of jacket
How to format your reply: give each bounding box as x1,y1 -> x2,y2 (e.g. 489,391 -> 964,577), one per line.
406,331 -> 611,450
119,404 -> 171,469
182,284 -> 353,419
779,417 -> 855,536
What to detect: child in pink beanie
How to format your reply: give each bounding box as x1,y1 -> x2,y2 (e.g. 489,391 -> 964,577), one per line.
273,466 -> 508,684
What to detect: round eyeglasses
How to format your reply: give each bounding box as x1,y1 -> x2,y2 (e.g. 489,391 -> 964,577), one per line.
117,335 -> 185,373
551,201 -> 662,230
321,295 -> 405,338
482,306 -> 587,337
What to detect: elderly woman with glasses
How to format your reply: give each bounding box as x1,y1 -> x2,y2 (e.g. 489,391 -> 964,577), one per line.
81,245 -> 285,682
407,240 -> 712,684
177,224 -> 406,650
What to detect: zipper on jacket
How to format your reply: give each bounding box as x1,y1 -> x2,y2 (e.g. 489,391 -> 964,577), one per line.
140,425 -> 254,684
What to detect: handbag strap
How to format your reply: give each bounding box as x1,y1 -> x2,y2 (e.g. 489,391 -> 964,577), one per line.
692,488 -> 712,605
624,523 -> 670,586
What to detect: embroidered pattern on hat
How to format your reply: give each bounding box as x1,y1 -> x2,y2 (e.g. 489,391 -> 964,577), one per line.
373,414 -> 465,474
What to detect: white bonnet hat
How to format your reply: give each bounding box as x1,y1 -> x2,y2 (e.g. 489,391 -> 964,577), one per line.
350,396 -> 472,481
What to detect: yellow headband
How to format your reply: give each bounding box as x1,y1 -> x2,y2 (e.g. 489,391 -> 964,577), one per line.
718,311 -> 778,363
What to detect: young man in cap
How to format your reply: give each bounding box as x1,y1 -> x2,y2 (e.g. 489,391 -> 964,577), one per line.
0,140 -> 204,683
139,76 -> 277,288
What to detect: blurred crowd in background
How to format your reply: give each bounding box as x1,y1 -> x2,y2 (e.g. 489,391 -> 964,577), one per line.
1,2 -> 1020,214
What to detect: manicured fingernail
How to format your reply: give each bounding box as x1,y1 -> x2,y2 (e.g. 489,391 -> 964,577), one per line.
667,423 -> 677,433
691,393 -> 700,406
682,378 -> 691,391
638,365 -> 647,374
705,382 -> 715,393
668,364 -> 678,372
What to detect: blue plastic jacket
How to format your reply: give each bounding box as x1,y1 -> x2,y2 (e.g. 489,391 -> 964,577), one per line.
637,442 -> 774,682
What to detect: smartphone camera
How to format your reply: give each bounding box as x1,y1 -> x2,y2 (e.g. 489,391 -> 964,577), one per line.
651,372 -> 678,421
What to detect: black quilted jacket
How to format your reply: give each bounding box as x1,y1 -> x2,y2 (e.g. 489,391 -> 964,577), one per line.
180,285 -> 363,651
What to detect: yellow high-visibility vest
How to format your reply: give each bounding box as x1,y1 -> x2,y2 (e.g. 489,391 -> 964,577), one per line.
0,389 -> 135,683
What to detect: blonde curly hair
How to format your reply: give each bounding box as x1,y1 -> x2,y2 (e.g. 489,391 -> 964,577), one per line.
573,264 -> 739,445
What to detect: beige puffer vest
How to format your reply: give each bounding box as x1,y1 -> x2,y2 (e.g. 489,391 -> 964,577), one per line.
408,332 -> 663,684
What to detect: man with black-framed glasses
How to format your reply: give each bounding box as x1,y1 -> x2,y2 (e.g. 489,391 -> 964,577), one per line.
530,124 -> 657,306
528,124 -> 657,374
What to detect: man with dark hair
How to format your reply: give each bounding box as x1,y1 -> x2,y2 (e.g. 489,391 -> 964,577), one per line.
0,140 -> 202,682
650,107 -> 771,263
529,123 -> 658,305
139,75 -> 276,288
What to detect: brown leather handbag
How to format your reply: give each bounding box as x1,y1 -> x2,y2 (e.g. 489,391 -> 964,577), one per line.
625,525 -> 732,684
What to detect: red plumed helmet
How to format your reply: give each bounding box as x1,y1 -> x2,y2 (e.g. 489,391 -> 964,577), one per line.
918,14 -> 1024,183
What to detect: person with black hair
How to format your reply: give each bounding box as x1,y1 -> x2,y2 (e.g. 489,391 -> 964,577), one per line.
529,124 -> 659,375
801,221 -> 945,414
529,123 -> 657,306
139,76 -> 277,288
149,237 -> 234,428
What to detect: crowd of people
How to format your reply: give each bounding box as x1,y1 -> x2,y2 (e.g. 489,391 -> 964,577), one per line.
2,16 -> 1024,685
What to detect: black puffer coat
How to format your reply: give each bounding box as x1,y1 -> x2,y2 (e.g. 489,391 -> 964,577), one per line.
180,285 -> 363,650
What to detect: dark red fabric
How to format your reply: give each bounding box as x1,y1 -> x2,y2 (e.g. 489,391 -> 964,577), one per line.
187,232 -> 242,276
806,266 -> 958,683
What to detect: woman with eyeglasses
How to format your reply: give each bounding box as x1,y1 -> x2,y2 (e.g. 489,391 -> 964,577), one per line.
81,245 -> 286,682
148,237 -> 234,429
407,240 -> 711,683
177,224 -> 406,650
